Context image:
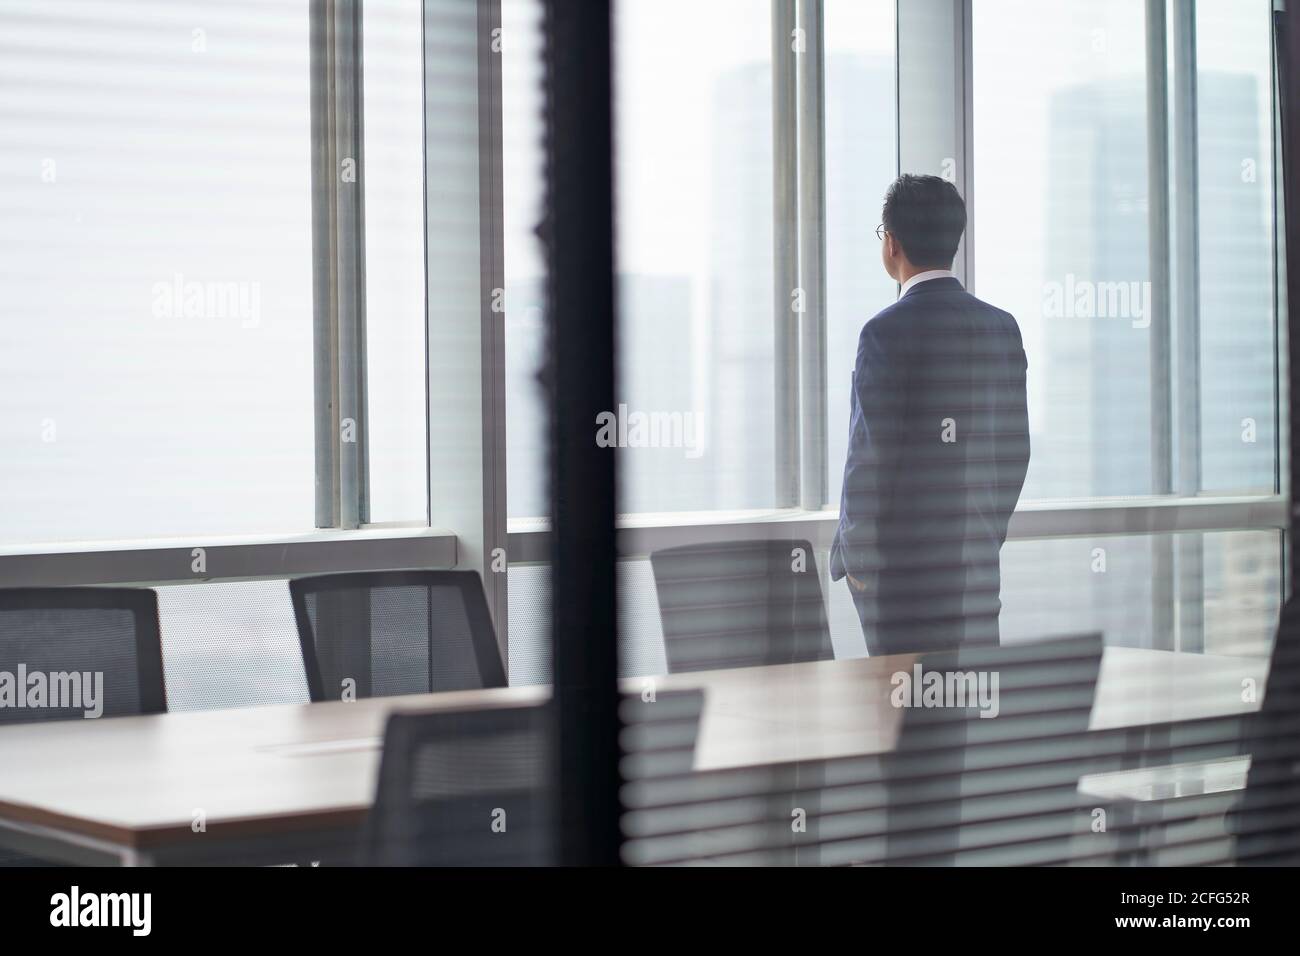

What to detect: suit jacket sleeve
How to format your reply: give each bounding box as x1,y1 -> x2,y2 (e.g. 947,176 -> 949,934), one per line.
997,335 -> 1031,537
836,317 -> 908,579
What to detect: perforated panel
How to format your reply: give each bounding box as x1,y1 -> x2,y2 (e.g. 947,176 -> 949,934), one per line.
507,564 -> 551,685
156,580 -> 308,712
507,560 -> 675,684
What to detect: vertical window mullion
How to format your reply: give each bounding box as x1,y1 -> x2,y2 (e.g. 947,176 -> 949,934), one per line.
896,0 -> 972,280
1172,0 -> 1205,651
773,0 -> 801,509
310,0 -> 370,530
796,0 -> 828,511
1145,0 -> 1176,648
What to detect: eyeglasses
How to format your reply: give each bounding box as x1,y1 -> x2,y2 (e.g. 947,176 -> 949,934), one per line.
875,223 -> 887,240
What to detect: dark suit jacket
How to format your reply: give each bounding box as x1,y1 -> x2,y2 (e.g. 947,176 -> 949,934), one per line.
830,276 -> 1030,655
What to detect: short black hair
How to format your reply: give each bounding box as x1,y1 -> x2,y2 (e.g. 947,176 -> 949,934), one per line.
881,174 -> 966,268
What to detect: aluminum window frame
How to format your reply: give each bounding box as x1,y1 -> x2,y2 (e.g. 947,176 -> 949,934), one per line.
0,1 -> 479,609
0,0 -> 1287,647
312,0 -> 370,531
507,0 -> 1288,631
634,0 -> 1288,541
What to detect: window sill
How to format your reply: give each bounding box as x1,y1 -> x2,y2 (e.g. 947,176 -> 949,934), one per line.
504,495 -> 1287,564
0,526 -> 458,589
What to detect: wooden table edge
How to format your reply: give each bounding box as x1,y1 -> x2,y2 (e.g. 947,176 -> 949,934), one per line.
0,796 -> 370,849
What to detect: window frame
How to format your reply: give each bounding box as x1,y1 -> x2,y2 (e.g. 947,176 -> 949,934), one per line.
1,0 -> 1287,670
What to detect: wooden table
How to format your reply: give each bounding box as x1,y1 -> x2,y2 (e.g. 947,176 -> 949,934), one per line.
0,647 -> 1267,865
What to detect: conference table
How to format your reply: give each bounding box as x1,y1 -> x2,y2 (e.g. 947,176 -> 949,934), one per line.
0,646 -> 1267,865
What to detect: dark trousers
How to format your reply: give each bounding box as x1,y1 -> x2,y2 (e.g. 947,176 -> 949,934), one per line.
848,576 -> 1001,657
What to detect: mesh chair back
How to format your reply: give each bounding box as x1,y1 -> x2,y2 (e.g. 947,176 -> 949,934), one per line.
650,539 -> 833,673
363,703 -> 551,866
883,632 -> 1105,864
0,587 -> 165,866
0,588 -> 165,724
289,571 -> 505,703
365,691 -> 707,866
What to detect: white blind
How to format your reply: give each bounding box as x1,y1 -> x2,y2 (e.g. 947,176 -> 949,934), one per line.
0,0 -> 313,545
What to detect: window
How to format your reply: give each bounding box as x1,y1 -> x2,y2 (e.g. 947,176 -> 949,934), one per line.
0,0 -> 314,545
363,0 -> 429,523
1195,0 -> 1277,493
0,0 -> 436,544
2,0 -> 1285,688
503,0 -> 548,521
824,0 -> 897,508
502,0 -> 551,679
973,0 -> 1278,501
970,0 -> 1282,661
613,0 -> 775,514
974,0 -> 1156,500
511,0 -> 903,520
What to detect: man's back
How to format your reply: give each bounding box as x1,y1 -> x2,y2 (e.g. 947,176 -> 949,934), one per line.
830,276 -> 1030,655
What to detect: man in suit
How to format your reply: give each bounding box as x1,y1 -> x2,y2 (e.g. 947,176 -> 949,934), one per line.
830,174 -> 1030,656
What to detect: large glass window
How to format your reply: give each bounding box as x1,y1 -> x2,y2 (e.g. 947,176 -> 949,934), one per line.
0,0 -> 313,545
1195,0 -> 1277,493
363,0 -> 429,523
973,0 -> 1278,501
825,0 -> 897,507
974,0 -> 1155,501
503,0 -> 548,521
613,0 -> 774,514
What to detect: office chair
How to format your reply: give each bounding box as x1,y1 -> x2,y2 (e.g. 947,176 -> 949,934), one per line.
0,587 -> 167,866
0,587 -> 166,722
881,632 -> 1104,865
362,702 -> 551,866
1230,594 -> 1300,864
289,570 -> 506,703
363,691 -> 706,866
649,539 -> 834,673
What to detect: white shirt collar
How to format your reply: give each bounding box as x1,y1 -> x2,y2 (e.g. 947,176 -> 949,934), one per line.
898,269 -> 958,299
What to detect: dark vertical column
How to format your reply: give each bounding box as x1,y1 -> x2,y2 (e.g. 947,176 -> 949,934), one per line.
1237,9 -> 1300,864
476,0 -> 510,648
1281,12 -> 1300,528
542,0 -> 622,866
